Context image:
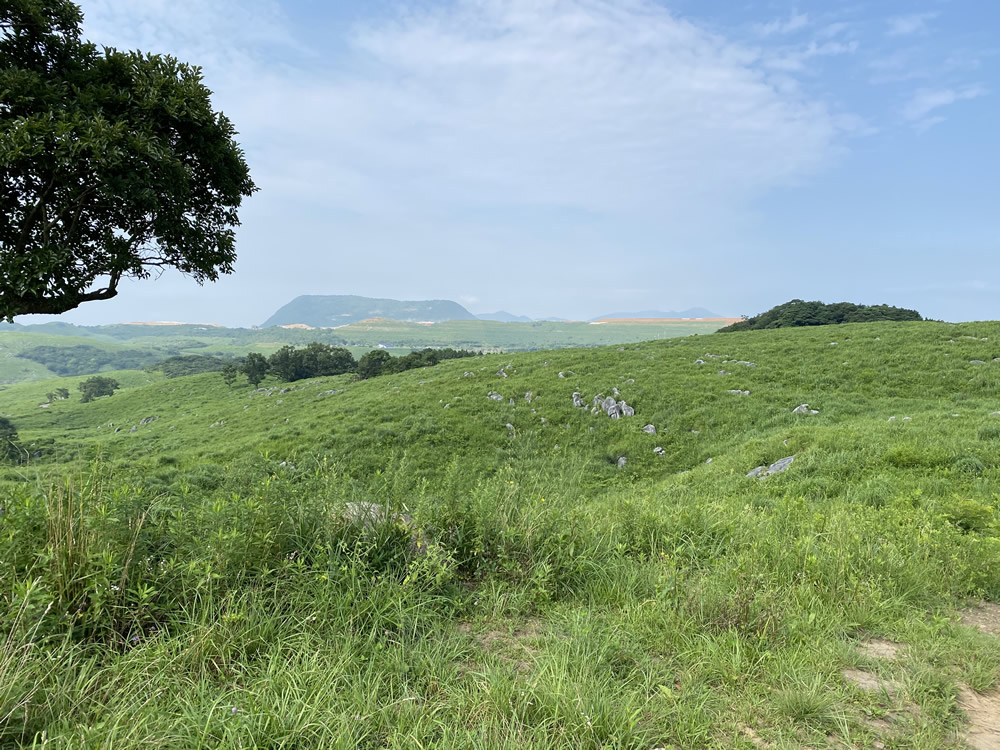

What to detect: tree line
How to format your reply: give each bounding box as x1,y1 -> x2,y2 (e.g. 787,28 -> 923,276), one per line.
226,344 -> 479,387
719,299 -> 923,332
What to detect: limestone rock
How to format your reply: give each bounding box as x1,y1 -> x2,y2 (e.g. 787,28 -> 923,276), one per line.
642,424 -> 656,434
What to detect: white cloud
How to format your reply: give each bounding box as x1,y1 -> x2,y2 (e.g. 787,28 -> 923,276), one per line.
887,12 -> 938,37
77,0 -> 846,221
764,40 -> 859,72
902,85 -> 986,128
754,13 -> 809,36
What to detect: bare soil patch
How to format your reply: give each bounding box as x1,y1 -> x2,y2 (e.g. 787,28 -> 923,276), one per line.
858,638 -> 902,660
842,668 -> 901,697
957,686 -> 1000,750
961,602 -> 1000,637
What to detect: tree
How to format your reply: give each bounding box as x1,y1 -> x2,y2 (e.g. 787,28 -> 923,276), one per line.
78,375 -> 118,402
0,416 -> 21,461
241,352 -> 269,387
220,362 -> 238,388
357,349 -> 393,380
55,387 -> 69,400
0,0 -> 256,321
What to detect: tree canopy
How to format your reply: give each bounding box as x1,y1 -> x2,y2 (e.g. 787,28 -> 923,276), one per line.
78,374 -> 118,402
0,0 -> 256,320
719,299 -> 923,332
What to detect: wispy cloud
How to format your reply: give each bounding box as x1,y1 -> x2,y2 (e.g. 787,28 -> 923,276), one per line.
902,85 -> 986,129
887,12 -> 938,37
754,13 -> 808,36
763,40 -> 859,73
81,0 -> 845,220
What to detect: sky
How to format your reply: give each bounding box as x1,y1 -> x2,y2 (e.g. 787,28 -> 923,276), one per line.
20,0 -> 1000,325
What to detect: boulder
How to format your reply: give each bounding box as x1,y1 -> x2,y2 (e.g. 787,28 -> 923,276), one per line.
487,392 -> 504,401
340,502 -> 430,557
642,424 -> 656,434
748,455 -> 795,478
653,446 -> 665,456
792,404 -> 819,415
728,390 -> 750,396
617,456 -> 627,469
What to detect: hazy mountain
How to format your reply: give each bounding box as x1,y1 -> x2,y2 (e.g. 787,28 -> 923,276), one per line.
476,311 -> 534,323
591,307 -> 720,320
261,295 -> 478,328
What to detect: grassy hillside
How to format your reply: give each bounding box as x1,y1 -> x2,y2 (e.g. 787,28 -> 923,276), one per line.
2,321 -> 1000,747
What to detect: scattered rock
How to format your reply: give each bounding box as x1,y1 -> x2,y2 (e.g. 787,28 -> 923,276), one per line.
487,392 -> 504,401
902,416 -> 912,421
210,421 -> 225,428
617,456 -> 627,469
340,502 -> 430,556
140,416 -> 157,425
888,416 -> 896,422
129,426 -> 138,433
705,457 -> 713,464
728,389 -> 750,396
792,404 -> 819,415
747,455 -> 795,478
524,391 -> 533,401
279,461 -> 296,469
620,402 -> 635,417
625,378 -> 635,384
505,423 -> 515,431
317,390 -> 343,397
694,359 -> 705,365
971,360 -> 987,365
572,392 -> 586,408
642,424 -> 656,434
463,372 -> 475,377
38,403 -> 50,409
497,369 -> 508,378
653,446 -> 665,456
279,388 -> 291,395
717,370 -> 728,376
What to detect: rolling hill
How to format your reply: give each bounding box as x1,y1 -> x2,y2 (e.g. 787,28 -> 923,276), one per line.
3,320 -> 1000,747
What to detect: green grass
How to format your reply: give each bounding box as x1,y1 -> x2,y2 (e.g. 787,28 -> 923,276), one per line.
2,320 -> 1000,747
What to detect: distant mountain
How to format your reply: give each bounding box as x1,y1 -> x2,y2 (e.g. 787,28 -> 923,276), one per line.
591,307 -> 720,320
261,295 -> 478,328
476,311 -> 534,323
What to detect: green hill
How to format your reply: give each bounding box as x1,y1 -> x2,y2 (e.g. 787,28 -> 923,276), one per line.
3,321 -> 1000,747
261,294 -> 479,327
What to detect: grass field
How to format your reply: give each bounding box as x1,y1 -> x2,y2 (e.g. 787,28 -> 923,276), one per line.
0,318 -> 729,381
2,320 -> 1000,748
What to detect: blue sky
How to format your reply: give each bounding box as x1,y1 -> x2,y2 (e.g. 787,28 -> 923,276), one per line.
31,0 -> 999,325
